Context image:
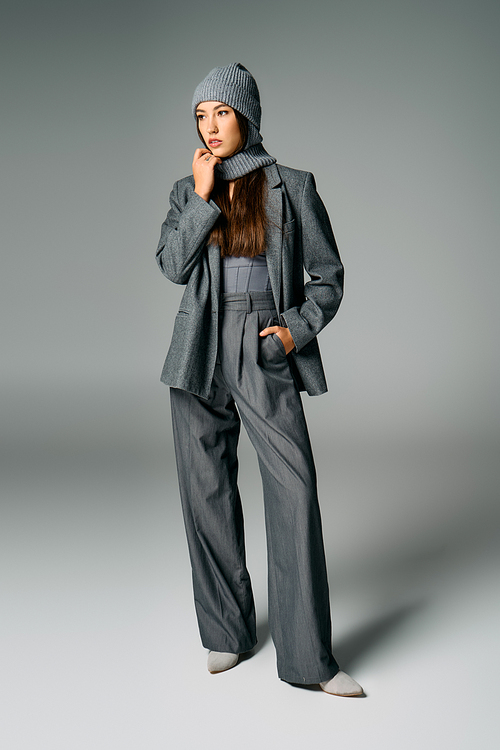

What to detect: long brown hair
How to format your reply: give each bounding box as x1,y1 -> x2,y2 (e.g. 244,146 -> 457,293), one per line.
197,110 -> 268,258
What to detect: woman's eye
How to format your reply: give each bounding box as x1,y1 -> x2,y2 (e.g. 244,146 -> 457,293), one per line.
218,110 -> 228,116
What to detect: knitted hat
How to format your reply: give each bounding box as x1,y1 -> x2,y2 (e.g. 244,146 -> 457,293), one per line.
191,63 -> 276,180
192,62 -> 262,131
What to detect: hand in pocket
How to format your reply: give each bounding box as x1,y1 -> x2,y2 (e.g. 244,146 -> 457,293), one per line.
259,325 -> 295,355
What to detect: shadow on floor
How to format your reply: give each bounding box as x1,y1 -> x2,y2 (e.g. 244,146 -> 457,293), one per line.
334,601 -> 424,670
283,601 -> 422,694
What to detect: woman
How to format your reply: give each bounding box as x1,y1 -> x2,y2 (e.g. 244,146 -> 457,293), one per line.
156,63 -> 363,696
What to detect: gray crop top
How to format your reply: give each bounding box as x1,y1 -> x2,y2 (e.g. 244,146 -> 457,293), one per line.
221,252 -> 272,293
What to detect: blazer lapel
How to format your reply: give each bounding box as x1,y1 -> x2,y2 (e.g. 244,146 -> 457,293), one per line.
264,163 -> 283,313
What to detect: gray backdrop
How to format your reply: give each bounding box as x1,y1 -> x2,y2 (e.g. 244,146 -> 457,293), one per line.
2,0 -> 499,748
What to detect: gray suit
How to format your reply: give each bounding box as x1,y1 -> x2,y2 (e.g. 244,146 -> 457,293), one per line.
156,162 -> 344,399
156,163 -> 344,684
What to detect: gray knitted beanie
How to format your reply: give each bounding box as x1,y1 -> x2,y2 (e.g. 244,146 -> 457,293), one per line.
192,63 -> 276,180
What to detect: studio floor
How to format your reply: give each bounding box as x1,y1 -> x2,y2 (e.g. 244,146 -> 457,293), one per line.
2,386 -> 498,749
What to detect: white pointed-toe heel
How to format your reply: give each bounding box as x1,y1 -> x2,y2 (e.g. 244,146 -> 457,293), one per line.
207,651 -> 239,674
319,670 -> 364,696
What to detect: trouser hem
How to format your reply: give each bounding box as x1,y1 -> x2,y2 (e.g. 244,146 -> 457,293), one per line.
202,639 -> 258,654
279,665 -> 340,686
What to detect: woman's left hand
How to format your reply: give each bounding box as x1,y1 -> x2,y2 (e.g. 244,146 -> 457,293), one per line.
259,326 -> 295,355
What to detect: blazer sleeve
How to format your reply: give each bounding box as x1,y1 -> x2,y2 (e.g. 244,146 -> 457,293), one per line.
156,179 -> 221,284
280,172 -> 344,352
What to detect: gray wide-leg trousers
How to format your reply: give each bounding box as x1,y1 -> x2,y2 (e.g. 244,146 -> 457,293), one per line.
169,291 -> 339,684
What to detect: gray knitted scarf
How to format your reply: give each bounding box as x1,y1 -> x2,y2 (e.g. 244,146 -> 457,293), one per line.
192,63 -> 276,181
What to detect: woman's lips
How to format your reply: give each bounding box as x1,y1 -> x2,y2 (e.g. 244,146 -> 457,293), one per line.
209,140 -> 222,147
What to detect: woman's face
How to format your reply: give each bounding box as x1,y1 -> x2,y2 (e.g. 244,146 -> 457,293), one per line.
195,101 -> 244,158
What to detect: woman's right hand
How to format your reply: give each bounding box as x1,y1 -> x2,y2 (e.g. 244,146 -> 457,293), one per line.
192,148 -> 221,202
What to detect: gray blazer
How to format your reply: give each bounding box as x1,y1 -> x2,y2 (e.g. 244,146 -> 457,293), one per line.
156,162 -> 344,399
